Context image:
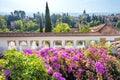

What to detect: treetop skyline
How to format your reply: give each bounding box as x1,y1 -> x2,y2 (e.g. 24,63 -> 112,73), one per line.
0,0 -> 120,13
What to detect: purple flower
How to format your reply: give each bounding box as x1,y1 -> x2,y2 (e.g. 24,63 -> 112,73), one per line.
77,52 -> 84,58
50,56 -> 58,62
45,64 -> 53,74
45,64 -> 50,69
52,51 -> 58,56
93,48 -> 98,53
58,77 -> 66,80
100,49 -> 108,55
72,55 -> 79,60
52,63 -> 60,69
70,63 -> 75,67
53,72 -> 62,79
48,68 -> 53,74
61,52 -> 69,58
24,48 -> 33,55
100,49 -> 105,54
37,50 -> 47,57
44,47 -> 52,53
68,67 -> 72,73
77,68 -> 83,74
4,70 -> 10,77
88,46 -> 93,51
94,62 -> 105,73
117,52 -> 120,56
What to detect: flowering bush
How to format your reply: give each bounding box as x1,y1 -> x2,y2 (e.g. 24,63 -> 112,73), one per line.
0,45 -> 120,80
36,46 -> 120,80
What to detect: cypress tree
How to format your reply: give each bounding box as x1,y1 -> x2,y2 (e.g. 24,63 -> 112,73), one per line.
45,2 -> 52,32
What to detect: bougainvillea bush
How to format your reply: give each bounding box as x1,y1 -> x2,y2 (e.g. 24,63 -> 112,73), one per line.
0,46 -> 120,80
36,46 -> 120,80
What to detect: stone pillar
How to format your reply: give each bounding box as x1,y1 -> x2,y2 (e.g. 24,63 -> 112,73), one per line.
85,40 -> 89,48
16,40 -> 19,51
50,40 -> 53,47
39,40 -> 42,46
62,40 -> 65,47
27,40 -> 30,48
73,40 -> 76,48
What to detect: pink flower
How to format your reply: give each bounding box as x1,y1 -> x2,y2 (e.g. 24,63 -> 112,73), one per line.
117,52 -> 120,56
72,55 -> 79,60
70,63 -> 75,67
68,67 -> 72,73
94,62 -> 105,74
52,63 -> 60,69
24,48 -> 33,55
77,68 -> 83,74
4,70 -> 10,77
50,56 -> 58,62
48,68 -> 53,74
61,52 -> 69,58
53,72 -> 62,79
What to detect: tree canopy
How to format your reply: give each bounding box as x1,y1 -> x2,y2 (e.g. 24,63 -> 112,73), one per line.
0,16 -> 9,32
79,24 -> 91,32
52,22 -> 71,32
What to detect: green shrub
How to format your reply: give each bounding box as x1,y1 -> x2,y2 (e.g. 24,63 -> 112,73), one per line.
0,59 -> 6,80
1,49 -> 49,80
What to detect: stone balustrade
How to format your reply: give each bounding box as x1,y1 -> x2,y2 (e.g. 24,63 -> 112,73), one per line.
0,32 -> 120,52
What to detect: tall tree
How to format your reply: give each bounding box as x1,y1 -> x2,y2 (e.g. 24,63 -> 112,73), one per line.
19,10 -> 26,19
45,2 -> 52,32
14,10 -> 19,18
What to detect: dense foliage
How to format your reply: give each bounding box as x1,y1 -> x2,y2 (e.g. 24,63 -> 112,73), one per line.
79,24 -> 90,32
52,22 -> 71,32
0,16 -> 9,32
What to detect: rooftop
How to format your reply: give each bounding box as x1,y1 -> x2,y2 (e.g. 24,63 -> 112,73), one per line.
0,32 -> 119,37
90,24 -> 120,34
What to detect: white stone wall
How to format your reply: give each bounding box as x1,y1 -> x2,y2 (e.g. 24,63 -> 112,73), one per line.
0,36 -> 119,51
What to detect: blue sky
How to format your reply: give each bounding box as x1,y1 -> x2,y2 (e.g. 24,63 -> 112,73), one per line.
0,0 -> 120,13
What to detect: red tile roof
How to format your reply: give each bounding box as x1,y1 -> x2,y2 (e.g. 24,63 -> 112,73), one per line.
90,24 -> 106,32
90,24 -> 120,34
